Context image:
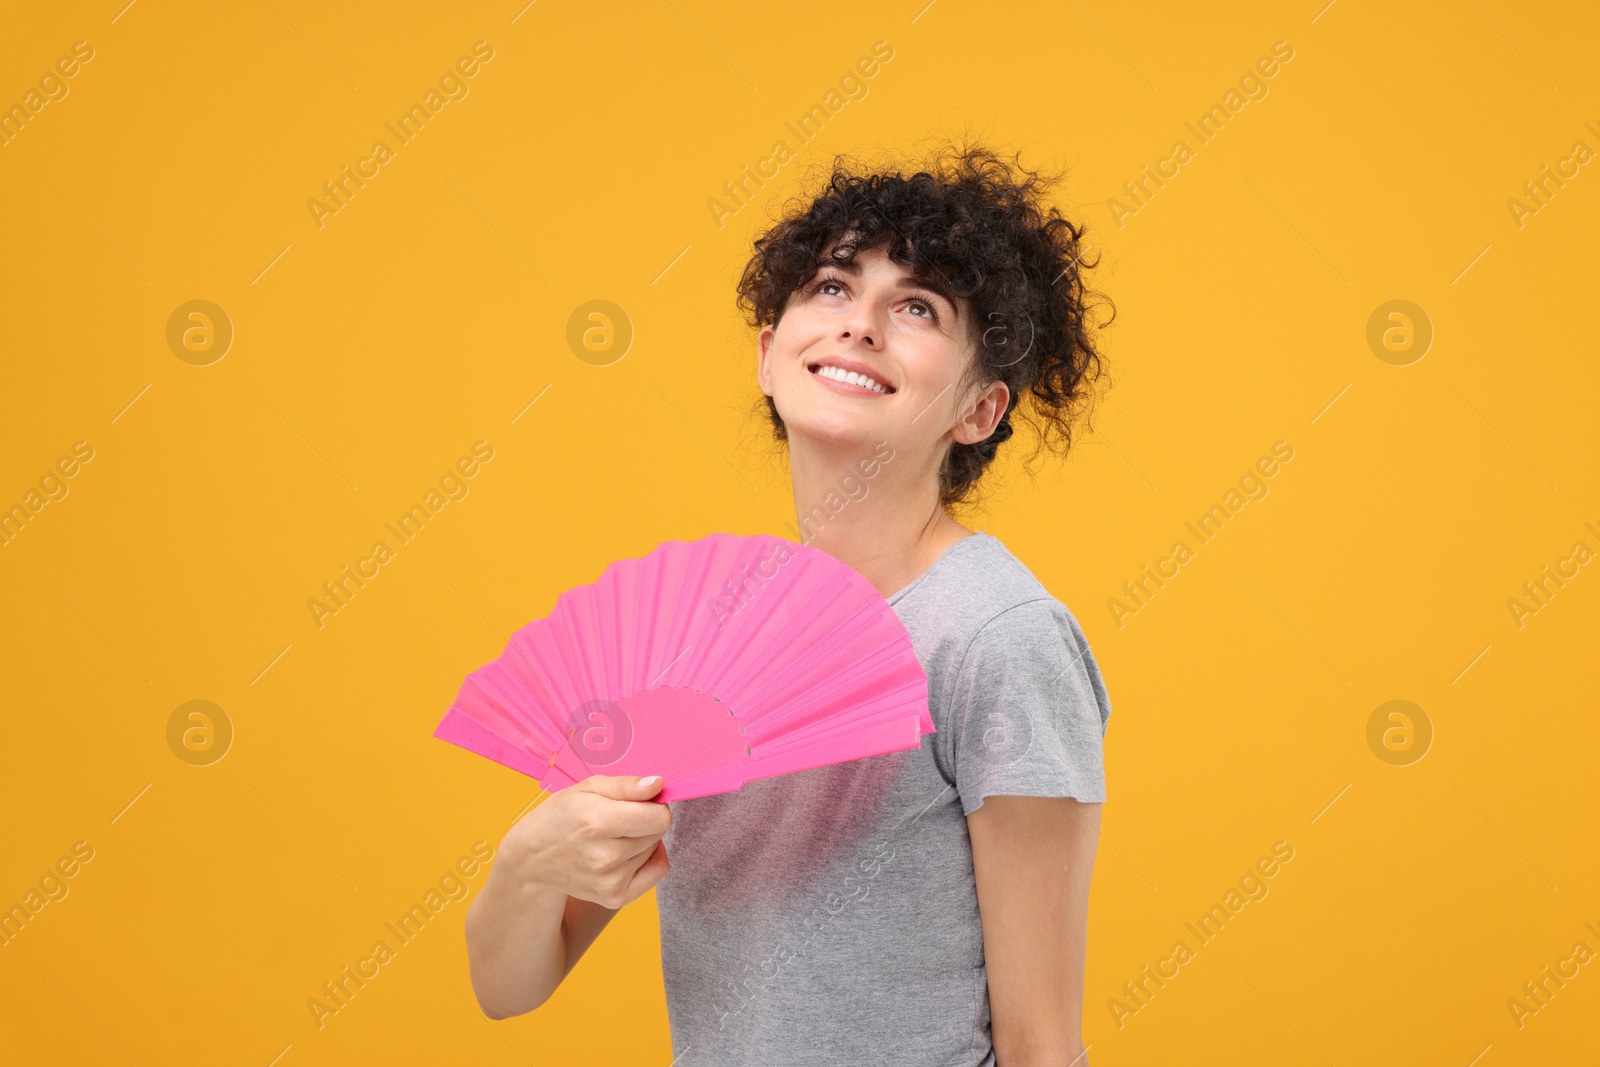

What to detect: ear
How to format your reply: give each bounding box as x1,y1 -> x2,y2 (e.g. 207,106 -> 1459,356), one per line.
952,379 -> 1011,445
756,324 -> 776,397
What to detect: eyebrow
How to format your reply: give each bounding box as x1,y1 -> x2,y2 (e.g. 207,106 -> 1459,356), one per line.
818,257 -> 961,321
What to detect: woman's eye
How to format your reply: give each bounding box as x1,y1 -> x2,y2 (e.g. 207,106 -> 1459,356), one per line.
810,279 -> 938,321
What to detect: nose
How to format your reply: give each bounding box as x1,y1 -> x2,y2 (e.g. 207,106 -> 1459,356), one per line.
839,296 -> 884,348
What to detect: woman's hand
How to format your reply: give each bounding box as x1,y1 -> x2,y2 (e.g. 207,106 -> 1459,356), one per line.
504,773 -> 673,908
465,774 -> 671,1018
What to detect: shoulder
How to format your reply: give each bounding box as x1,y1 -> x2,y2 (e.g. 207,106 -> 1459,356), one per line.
898,533 -> 1057,623
934,534 -> 1082,646
896,534 -> 1097,682
948,540 -> 1110,726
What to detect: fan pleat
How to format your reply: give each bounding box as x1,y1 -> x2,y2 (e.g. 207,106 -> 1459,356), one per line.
609,558 -> 635,698
752,676 -> 930,757
694,560 -> 842,688
513,599 -> 598,782
663,537 -> 722,754
591,565 -> 618,704
716,593 -> 889,738
742,617 -> 920,738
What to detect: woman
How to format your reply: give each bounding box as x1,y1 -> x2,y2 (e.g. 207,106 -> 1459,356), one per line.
464,142 -> 1115,1066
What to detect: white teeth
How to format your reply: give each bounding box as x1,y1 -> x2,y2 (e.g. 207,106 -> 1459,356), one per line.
813,365 -> 888,393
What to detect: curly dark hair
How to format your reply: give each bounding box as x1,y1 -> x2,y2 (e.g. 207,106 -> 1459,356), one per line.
736,140 -> 1115,510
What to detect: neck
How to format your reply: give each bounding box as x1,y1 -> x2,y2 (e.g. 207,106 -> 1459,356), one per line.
784,432 -> 973,599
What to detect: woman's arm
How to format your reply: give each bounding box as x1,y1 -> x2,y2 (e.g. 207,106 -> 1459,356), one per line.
465,864 -> 619,1018
464,774 -> 672,1018
968,795 -> 1101,1066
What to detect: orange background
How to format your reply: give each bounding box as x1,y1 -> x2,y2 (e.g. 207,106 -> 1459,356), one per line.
1,1 -> 1596,1064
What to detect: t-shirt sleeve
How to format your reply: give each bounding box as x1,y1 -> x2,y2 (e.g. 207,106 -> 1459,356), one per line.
941,598 -> 1112,816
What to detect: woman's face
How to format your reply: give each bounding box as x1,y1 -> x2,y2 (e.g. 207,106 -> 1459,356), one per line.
756,240 -> 1007,458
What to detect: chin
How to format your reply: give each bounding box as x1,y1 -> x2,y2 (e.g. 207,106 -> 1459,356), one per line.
777,404 -> 883,449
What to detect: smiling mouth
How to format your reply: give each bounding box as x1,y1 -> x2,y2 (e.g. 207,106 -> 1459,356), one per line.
807,363 -> 895,394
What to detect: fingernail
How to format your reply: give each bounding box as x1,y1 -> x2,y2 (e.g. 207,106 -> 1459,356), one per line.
638,776 -> 661,790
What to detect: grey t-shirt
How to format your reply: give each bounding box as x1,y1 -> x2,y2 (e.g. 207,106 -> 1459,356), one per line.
655,531 -> 1112,1066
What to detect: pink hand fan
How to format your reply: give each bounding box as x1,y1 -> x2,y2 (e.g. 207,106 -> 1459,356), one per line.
433,533 -> 933,803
